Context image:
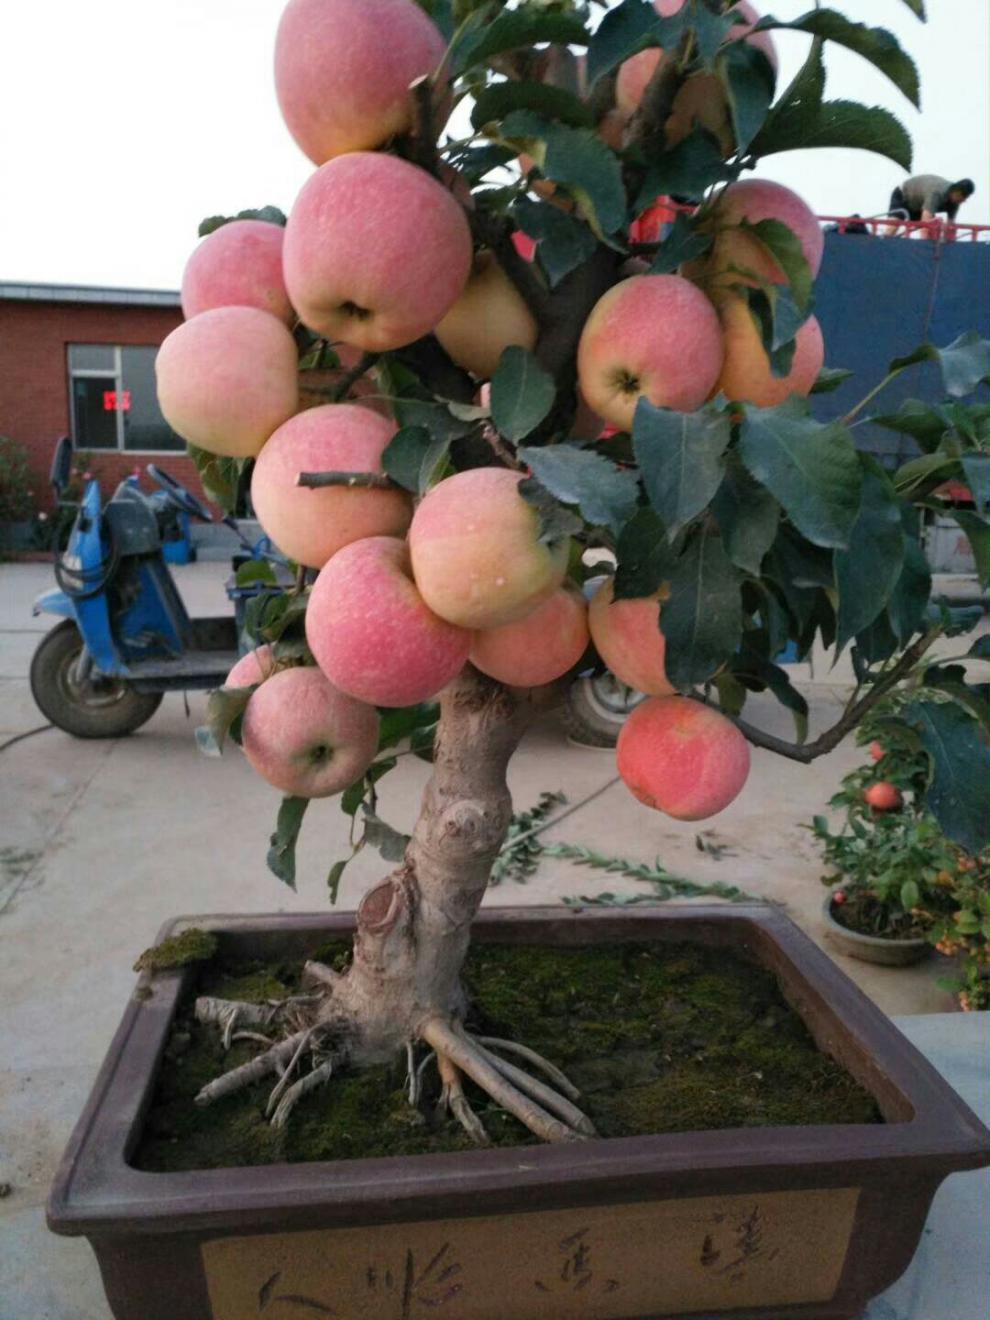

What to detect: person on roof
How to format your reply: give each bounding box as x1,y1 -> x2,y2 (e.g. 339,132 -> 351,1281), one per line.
888,175 -> 975,223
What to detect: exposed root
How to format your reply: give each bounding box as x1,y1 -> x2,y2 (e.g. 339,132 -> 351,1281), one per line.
271,1059 -> 336,1129
301,960 -> 342,991
230,1030 -> 275,1048
406,1041 -> 420,1107
195,1029 -> 311,1107
421,1018 -> 589,1144
265,1029 -> 315,1119
437,1052 -> 490,1146
475,1036 -> 582,1103
471,1038 -> 596,1137
196,997 -> 276,1031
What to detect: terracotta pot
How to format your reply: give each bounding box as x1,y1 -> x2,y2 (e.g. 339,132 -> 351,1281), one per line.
48,905 -> 987,1320
822,895 -> 932,967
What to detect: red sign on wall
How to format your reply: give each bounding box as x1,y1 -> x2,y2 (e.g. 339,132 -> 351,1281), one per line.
103,390 -> 132,412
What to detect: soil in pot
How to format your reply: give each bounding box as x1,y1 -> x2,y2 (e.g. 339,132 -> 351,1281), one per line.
135,940 -> 881,1172
828,889 -> 929,941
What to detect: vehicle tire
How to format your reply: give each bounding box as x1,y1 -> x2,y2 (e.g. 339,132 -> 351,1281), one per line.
29,620 -> 163,738
560,673 -> 645,748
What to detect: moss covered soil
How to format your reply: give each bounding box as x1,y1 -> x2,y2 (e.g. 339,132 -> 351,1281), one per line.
134,940 -> 881,1173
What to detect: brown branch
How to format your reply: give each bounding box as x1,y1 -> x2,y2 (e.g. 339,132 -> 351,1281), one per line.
480,422 -> 524,471
297,470 -> 397,490
409,75 -> 441,179
331,351 -> 380,402
470,212 -> 551,323
714,626 -> 943,764
625,35 -> 690,154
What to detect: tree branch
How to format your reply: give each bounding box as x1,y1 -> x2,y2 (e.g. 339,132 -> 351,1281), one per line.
625,36 -> 690,154
331,351 -> 380,402
297,470 -> 397,490
408,75 -> 441,180
714,627 -> 943,764
470,212 -> 551,323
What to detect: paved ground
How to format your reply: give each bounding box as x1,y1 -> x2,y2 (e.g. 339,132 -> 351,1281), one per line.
0,559 -> 986,1318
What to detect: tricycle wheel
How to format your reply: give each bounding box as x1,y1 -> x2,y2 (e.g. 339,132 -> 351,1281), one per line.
561,673 -> 644,748
29,620 -> 163,738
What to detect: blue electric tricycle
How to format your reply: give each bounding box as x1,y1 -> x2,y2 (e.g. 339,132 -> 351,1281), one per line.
30,436 -> 288,738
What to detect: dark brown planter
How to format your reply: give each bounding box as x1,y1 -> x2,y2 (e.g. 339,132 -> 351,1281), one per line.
48,905 -> 988,1320
822,895 -> 932,967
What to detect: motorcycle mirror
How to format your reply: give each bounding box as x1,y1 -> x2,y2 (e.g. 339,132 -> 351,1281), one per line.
50,436 -> 73,497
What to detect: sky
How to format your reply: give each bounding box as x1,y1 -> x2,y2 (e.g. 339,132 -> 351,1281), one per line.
0,0 -> 986,291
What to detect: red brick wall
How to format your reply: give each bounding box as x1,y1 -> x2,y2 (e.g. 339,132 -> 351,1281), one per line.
0,299 -> 211,512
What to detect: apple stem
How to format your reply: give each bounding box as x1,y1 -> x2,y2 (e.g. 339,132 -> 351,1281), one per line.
296,470 -> 397,490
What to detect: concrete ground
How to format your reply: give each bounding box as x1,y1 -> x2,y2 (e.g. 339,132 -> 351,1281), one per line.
0,559 -> 986,1318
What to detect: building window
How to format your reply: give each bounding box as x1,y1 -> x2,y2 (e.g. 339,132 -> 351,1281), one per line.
68,344 -> 184,452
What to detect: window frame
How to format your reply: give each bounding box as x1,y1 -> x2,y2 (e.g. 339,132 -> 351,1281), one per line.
67,343 -> 184,454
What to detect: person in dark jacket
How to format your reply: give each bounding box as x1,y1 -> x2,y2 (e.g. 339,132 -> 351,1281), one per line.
888,175 -> 975,222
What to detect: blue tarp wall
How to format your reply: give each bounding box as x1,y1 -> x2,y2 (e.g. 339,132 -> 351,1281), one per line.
811,232 -> 990,462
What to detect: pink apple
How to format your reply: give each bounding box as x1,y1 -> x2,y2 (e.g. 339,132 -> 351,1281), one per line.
710,179 -> 824,284
469,587 -> 589,686
283,152 -> 473,351
225,645 -> 276,688
250,404 -> 411,569
240,666 -> 379,798
181,220 -> 292,324
588,579 -> 675,696
306,536 -> 471,707
715,297 -> 824,407
275,0 -> 448,164
577,275 -> 724,429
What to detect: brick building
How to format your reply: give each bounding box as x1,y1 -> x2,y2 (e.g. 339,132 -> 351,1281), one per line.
0,283 -> 208,511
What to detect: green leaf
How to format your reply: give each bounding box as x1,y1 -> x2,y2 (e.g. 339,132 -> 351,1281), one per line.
938,332 -> 990,399
732,644 -> 809,741
712,459 -> 780,575
900,879 -> 921,911
647,212 -> 713,276
195,685 -> 254,757
949,510 -> 990,588
507,115 -> 627,240
266,796 -> 308,890
455,10 -> 589,73
738,218 -> 813,311
517,444 -> 639,536
382,425 -> 451,494
894,452 -> 960,499
490,346 -> 556,441
234,559 -> 278,587
752,11 -> 920,107
888,517 -> 932,644
833,462 -> 906,652
586,0 -> 668,85
877,401 -> 951,453
633,400 -> 731,536
472,80 -> 593,131
635,128 -> 732,211
903,700 -> 990,853
361,807 -> 410,863
327,857 -> 350,905
613,507 -> 676,600
511,196 -> 597,288
517,477 -> 583,547
377,703 -> 440,753
662,526 -> 742,689
185,444 -> 243,514
720,41 -> 776,154
738,401 -> 863,549
687,1 -> 736,68
811,367 -> 854,395
198,205 -> 286,237
969,635 -> 990,660
751,99 -> 912,171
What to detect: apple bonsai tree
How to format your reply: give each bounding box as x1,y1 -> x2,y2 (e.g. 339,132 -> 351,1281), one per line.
156,0 -> 989,1143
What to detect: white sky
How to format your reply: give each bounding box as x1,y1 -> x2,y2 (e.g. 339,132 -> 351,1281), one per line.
0,0 -> 986,290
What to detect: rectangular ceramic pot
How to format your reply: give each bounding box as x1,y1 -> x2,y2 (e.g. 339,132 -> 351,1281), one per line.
48,905 -> 989,1320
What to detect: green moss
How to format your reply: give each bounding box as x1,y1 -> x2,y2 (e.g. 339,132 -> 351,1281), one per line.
133,940 -> 882,1173
132,928 -> 218,973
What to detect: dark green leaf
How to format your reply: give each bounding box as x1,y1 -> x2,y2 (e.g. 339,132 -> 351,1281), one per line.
732,644 -> 808,741
752,11 -> 919,106
834,462 -> 905,651
377,703 -> 440,753
511,196 -> 597,288
687,1 -> 736,68
897,0 -> 925,16
517,444 -> 639,536
517,477 -> 583,547
738,401 -> 863,549
382,425 -> 450,494
613,507 -> 676,599
752,36 -> 824,153
444,141 -> 517,183
894,452 -> 960,499
185,443 -> 244,514
490,346 -> 556,441
647,212 -> 714,275
969,635 -> 990,660
854,609 -> 899,665
720,41 -> 776,154
738,218 -> 813,311
195,685 -> 254,757
902,700 -> 989,853
514,116 -> 627,240
455,10 -> 589,73
198,205 -> 286,237
327,857 -> 350,905
877,401 -> 951,453
586,0 -> 670,85
662,526 -> 742,688
635,128 -> 732,211
266,796 -> 308,890
950,510 -> 989,588
888,515 -> 932,644
472,81 -> 593,131
712,460 -> 780,575
750,98 -> 912,171
633,400 -> 731,536
900,879 -> 921,911
889,333 -> 990,397
361,807 -> 410,863
811,367 -> 854,395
